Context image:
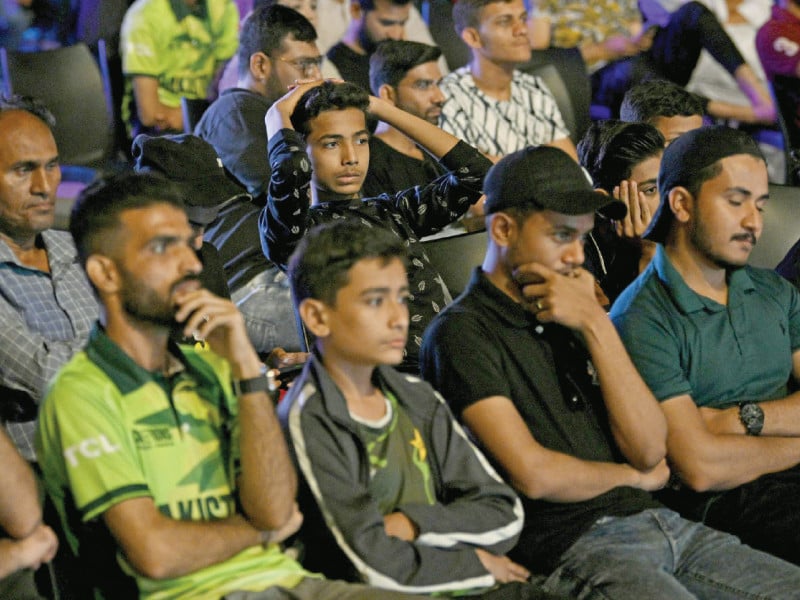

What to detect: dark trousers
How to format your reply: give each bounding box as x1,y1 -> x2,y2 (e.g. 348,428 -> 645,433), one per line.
592,1 -> 746,115
660,463 -> 800,566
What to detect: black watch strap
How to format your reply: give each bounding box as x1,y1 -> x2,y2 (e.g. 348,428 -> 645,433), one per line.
232,365 -> 276,397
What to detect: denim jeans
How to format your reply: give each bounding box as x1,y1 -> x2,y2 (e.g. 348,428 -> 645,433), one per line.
231,268 -> 302,354
543,508 -> 800,599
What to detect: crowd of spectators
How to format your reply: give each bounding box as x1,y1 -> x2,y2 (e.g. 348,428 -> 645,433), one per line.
4,0 -> 800,598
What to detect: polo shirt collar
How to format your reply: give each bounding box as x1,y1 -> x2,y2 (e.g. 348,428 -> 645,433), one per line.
169,0 -> 207,21
465,267 -> 542,330
654,244 -> 756,313
86,324 -> 205,395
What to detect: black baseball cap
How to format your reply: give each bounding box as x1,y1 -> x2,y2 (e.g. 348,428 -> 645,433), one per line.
483,146 -> 626,219
132,133 -> 248,226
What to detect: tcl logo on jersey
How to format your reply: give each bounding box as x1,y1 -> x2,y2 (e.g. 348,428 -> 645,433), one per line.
64,435 -> 121,467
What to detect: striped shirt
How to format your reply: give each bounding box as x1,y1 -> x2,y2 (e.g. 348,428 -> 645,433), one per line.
0,230 -> 98,461
439,67 -> 570,157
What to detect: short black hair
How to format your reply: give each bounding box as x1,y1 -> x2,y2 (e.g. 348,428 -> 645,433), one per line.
290,80 -> 370,136
289,220 -> 408,306
369,40 -> 442,94
358,0 -> 412,13
619,80 -> 705,124
237,4 -> 317,78
453,0 -> 513,34
0,94 -> 56,132
70,172 -> 186,267
578,120 -> 665,193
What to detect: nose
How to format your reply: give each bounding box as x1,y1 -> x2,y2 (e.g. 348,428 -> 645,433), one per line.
742,202 -> 763,235
386,24 -> 404,40
512,17 -> 527,36
30,165 -> 54,197
342,141 -> 359,166
563,238 -> 585,268
431,85 -> 445,105
389,297 -> 409,330
182,242 -> 204,275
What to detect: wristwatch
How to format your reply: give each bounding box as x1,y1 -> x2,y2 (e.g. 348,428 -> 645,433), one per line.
738,402 -> 764,436
232,364 -> 276,397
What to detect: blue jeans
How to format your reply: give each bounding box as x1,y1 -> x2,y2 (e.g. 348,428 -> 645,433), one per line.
231,268 -> 302,354
543,508 -> 800,599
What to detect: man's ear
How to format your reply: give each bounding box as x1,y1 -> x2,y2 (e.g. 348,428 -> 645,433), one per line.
487,211 -> 516,248
461,26 -> 483,50
299,298 -> 331,338
349,0 -> 362,20
378,83 -> 396,105
249,51 -> 272,81
668,186 -> 693,225
85,254 -> 119,295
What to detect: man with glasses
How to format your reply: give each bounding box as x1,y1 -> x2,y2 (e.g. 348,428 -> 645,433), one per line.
194,4 -> 322,355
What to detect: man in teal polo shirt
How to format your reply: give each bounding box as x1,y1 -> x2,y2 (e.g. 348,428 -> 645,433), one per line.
611,125 -> 800,566
120,0 -> 239,136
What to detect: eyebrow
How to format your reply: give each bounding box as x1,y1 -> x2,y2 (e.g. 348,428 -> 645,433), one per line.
10,155 -> 59,169
318,130 -> 369,141
359,285 -> 410,296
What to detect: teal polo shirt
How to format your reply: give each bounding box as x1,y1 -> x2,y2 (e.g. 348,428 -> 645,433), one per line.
610,245 -> 800,408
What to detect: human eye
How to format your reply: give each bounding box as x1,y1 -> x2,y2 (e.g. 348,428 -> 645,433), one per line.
322,140 -> 339,149
552,230 -> 574,243
398,292 -> 410,305
756,199 -> 767,213
640,184 -> 657,197
366,295 -> 384,307
150,239 -> 168,255
356,135 -> 369,145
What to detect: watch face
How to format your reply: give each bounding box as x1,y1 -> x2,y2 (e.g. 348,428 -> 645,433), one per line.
741,402 -> 764,435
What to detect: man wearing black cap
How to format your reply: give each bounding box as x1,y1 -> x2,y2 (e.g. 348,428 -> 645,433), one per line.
611,125 -> 800,565
421,145 -> 800,597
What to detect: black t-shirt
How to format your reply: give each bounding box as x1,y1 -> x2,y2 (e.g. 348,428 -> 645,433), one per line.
195,88 -> 278,294
420,268 -> 660,573
326,42 -> 371,92
362,136 -> 446,198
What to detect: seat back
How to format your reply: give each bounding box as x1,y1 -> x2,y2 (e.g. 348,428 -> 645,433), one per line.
1,43 -> 114,168
749,183 -> 800,269
770,75 -> 800,186
423,229 -> 488,297
422,0 -> 471,71
181,97 -> 211,134
521,47 -> 592,144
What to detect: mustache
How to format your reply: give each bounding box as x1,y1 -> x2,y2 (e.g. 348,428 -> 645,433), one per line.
170,274 -> 202,295
731,232 -> 757,246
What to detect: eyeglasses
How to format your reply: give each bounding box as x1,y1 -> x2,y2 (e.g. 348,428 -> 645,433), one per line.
277,55 -> 324,77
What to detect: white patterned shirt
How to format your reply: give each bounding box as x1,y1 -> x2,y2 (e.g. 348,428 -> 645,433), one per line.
439,67 -> 570,157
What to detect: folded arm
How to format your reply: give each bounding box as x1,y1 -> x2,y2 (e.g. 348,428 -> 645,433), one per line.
461,395 -> 669,502
661,393 -> 800,492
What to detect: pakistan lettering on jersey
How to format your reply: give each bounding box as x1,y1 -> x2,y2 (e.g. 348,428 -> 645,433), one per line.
36,327 -> 309,599
354,390 -> 436,515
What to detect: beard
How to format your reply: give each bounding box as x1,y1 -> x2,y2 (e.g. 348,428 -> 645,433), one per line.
119,268 -> 202,330
359,22 -> 379,54
689,217 -> 753,271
